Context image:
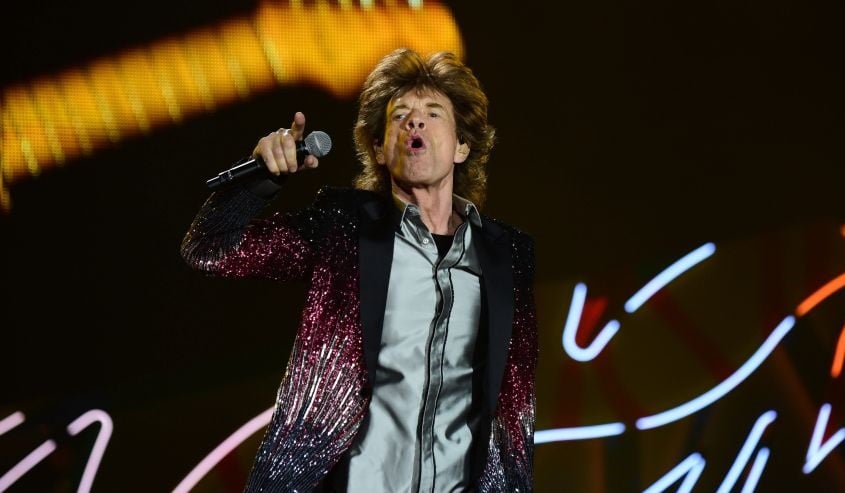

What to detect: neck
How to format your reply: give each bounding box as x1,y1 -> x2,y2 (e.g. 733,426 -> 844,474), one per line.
392,181 -> 462,235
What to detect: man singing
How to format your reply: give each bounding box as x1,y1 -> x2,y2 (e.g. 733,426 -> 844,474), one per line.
181,48 -> 538,492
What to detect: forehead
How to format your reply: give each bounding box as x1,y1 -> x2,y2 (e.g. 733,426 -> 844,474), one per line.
388,87 -> 454,112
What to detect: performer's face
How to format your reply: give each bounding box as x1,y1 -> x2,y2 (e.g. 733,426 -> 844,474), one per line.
375,87 -> 469,192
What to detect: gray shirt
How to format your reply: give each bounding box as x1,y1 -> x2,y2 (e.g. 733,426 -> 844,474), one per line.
344,195 -> 483,492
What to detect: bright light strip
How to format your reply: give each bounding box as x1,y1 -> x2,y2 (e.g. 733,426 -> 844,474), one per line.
717,410 -> 777,493
0,440 -> 57,491
0,2 -> 463,212
636,316 -> 795,430
0,412 -> 25,436
741,447 -> 771,493
173,406 -> 274,493
67,409 -> 113,493
561,283 -> 621,361
643,453 -> 705,493
624,243 -> 716,314
833,325 -> 845,379
796,272 -> 845,316
803,403 -> 845,474
534,422 -> 626,444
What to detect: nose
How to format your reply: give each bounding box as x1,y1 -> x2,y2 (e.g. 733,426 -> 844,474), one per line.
405,111 -> 425,130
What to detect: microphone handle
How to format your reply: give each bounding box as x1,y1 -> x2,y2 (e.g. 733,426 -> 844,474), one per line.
206,140 -> 309,190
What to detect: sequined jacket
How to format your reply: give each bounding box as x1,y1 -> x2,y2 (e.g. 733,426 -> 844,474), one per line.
181,185 -> 538,492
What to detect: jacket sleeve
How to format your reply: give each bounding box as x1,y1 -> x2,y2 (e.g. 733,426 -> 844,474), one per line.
180,184 -> 329,282
479,231 -> 538,492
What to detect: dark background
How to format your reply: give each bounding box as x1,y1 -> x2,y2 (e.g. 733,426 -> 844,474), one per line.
2,0 -> 843,491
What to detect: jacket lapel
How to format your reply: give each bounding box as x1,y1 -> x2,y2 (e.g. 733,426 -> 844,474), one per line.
357,197 -> 395,389
475,218 -> 514,412
356,198 -> 515,413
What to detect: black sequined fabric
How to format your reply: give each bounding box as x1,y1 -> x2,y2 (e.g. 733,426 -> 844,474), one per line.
181,186 -> 538,492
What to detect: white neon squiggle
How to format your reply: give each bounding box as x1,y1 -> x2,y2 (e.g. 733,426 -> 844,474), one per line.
561,283 -> 621,362
173,406 -> 274,493
643,452 -> 705,493
636,316 -> 795,430
717,410 -> 777,493
0,412 -> 25,436
0,440 -> 57,491
534,422 -> 626,444
625,242 -> 716,313
803,403 -> 845,474
67,409 -> 114,493
741,447 -> 771,493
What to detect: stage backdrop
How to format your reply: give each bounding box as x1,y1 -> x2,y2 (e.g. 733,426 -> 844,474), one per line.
2,1 -> 843,491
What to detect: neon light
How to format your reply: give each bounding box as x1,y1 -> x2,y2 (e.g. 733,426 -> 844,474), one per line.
0,412 -> 25,436
636,316 -> 795,430
741,448 -> 771,493
796,272 -> 845,316
534,422 -> 626,444
624,243 -> 716,313
643,453 -> 705,493
0,2 -> 463,212
803,403 -> 845,474
66,409 -> 114,493
717,410 -> 777,493
0,440 -> 57,491
173,406 -> 274,493
831,325 -> 845,379
561,283 -> 621,362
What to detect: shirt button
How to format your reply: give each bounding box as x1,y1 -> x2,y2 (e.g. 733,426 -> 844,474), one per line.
422,238 -> 430,245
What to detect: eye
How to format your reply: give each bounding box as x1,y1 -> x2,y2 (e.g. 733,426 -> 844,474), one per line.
392,113 -> 406,121
429,112 -> 440,118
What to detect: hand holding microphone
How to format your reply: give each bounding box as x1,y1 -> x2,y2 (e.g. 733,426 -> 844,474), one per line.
206,112 -> 332,190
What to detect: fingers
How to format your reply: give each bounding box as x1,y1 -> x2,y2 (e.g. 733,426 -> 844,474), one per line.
290,111 -> 306,141
251,112 -> 318,175
302,154 -> 319,169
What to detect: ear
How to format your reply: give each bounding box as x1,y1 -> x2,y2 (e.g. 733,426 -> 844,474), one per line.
374,141 -> 385,165
454,141 -> 470,164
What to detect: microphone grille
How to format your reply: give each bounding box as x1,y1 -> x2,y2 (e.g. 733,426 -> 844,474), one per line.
305,131 -> 333,158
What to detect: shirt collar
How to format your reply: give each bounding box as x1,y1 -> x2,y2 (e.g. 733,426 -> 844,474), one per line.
392,193 -> 482,230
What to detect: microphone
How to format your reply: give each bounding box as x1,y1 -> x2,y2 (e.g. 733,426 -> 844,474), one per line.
206,130 -> 332,190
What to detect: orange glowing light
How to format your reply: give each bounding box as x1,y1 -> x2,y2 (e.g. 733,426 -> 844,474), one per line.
0,1 -> 463,212
796,272 -> 845,317
833,325 -> 845,379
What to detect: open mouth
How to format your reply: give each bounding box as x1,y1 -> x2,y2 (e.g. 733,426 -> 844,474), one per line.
407,135 -> 425,151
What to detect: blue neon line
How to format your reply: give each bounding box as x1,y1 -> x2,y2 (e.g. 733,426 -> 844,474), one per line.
636,316 -> 795,430
803,403 -> 845,474
624,243 -> 716,314
561,282 -> 587,355
534,422 -> 626,444
741,447 -> 771,493
717,410 -> 777,493
561,283 -> 621,362
643,453 -> 705,493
